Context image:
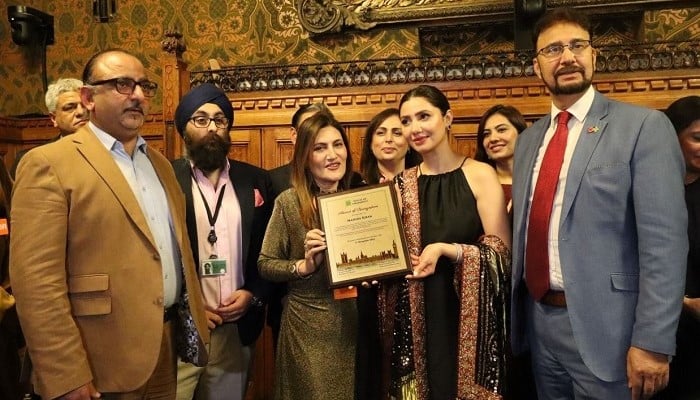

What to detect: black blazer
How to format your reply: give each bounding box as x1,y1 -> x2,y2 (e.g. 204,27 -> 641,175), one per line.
269,163 -> 292,199
172,158 -> 274,346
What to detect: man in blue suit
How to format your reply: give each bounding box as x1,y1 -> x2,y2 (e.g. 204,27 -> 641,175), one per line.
511,8 -> 687,400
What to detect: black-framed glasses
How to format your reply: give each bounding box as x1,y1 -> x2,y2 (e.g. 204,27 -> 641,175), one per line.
89,77 -> 158,98
537,39 -> 592,59
189,116 -> 229,129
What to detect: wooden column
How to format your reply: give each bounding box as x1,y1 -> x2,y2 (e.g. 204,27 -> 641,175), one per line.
160,29 -> 189,161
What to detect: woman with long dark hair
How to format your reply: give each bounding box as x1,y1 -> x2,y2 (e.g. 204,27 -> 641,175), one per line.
360,108 -> 420,184
474,104 -> 526,213
375,85 -> 512,399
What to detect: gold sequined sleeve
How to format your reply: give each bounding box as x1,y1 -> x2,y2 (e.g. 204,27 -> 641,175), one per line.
258,189 -> 306,282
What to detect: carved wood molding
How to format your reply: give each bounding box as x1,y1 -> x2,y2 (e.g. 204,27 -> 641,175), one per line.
296,0 -> 375,34
0,114 -> 165,142
161,30 -> 186,57
296,0 -> 695,34
0,117 -> 54,130
224,69 -> 700,127
189,41 -> 700,96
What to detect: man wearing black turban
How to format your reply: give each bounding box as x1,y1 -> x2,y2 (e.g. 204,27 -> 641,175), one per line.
172,83 -> 274,400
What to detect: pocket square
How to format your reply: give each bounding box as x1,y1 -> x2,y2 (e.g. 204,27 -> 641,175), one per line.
254,188 -> 265,207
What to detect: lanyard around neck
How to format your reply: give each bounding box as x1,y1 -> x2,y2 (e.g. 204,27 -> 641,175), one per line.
193,176 -> 226,245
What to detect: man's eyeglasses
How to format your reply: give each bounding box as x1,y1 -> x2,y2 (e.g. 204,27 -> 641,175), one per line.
537,39 -> 592,59
189,116 -> 229,129
89,77 -> 158,98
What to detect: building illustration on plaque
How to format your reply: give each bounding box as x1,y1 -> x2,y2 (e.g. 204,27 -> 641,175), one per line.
337,240 -> 399,268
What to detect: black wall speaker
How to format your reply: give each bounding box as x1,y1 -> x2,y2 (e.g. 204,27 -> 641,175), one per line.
514,0 -> 546,51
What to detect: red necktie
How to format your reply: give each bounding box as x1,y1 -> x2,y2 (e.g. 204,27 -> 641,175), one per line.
526,111 -> 571,300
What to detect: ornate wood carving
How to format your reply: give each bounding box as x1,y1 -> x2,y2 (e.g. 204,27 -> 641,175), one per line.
161,28 -> 188,159
296,0 -> 695,34
190,41 -> 700,94
296,0 -> 376,34
224,68 -> 700,171
161,29 -> 186,56
216,71 -> 699,126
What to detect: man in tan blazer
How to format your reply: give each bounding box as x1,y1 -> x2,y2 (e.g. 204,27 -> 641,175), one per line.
10,49 -> 208,400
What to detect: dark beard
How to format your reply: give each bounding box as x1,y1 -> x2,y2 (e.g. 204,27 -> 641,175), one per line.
185,133 -> 230,173
551,78 -> 592,95
549,66 -> 592,95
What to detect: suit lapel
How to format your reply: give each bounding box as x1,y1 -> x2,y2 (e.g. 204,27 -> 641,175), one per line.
229,161 -> 253,265
173,159 -> 200,264
73,127 -> 158,251
560,92 -> 609,221
149,152 -> 187,257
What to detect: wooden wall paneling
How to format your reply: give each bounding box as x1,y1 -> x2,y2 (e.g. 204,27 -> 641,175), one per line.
344,124 -> 367,174
0,119 -> 168,170
261,126 -> 294,170
0,119 -> 56,169
229,128 -> 263,166
450,120 -> 479,158
142,135 -> 165,156
248,327 -> 275,400
138,116 -> 167,156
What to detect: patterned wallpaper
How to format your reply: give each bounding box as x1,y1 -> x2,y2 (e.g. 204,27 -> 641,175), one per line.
0,0 -> 697,117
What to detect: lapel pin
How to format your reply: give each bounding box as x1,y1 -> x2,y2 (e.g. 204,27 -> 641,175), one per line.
587,126 -> 600,134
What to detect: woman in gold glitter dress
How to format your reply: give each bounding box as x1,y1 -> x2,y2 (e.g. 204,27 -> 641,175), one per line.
374,85 -> 512,400
258,112 -> 359,400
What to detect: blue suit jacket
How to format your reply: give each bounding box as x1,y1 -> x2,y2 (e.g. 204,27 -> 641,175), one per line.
510,91 -> 688,382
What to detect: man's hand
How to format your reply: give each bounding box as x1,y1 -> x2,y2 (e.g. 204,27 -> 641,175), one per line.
627,346 -> 670,400
204,305 -> 224,330
59,382 -> 101,400
683,296 -> 700,320
217,289 -> 253,321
